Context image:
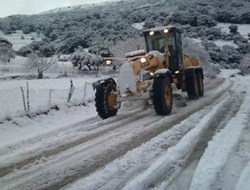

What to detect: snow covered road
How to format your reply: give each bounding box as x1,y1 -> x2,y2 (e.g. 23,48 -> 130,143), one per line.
0,71 -> 250,190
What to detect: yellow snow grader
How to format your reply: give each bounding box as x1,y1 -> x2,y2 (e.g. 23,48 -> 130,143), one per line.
93,25 -> 204,119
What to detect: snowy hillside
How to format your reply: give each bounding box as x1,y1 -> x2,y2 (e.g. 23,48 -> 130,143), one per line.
0,0 -> 249,68
41,0 -> 119,14
0,30 -> 42,51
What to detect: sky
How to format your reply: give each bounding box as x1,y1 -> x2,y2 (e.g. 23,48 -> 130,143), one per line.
0,0 -> 116,18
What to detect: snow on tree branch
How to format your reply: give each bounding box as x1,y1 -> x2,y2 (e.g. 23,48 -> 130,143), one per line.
70,47 -> 102,71
26,53 -> 58,79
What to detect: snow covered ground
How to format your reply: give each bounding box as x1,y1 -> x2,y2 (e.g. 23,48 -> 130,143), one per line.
0,30 -> 42,51
0,70 -> 250,190
217,23 -> 250,40
0,75 -> 98,121
214,40 -> 239,48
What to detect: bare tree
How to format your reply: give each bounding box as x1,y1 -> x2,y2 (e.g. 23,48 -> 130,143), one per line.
26,53 -> 58,79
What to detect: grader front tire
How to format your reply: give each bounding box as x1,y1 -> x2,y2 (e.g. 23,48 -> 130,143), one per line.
95,82 -> 118,119
152,77 -> 173,115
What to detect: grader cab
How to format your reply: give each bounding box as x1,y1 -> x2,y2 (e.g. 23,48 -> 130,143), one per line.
94,25 -> 204,119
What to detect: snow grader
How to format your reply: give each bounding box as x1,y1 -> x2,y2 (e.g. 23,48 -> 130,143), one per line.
93,25 -> 204,119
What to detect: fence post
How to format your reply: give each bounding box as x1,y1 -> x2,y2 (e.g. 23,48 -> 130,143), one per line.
83,82 -> 87,103
49,89 -> 52,108
26,82 -> 30,113
20,87 -> 27,112
67,80 -> 75,102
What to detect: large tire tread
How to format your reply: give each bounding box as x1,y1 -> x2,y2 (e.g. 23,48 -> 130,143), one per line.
196,72 -> 204,97
152,77 -> 173,115
95,82 -> 117,119
186,72 -> 199,100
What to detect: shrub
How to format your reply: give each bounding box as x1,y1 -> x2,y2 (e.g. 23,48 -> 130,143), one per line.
206,28 -> 221,40
197,15 -> 217,27
229,24 -> 238,33
239,53 -> 250,75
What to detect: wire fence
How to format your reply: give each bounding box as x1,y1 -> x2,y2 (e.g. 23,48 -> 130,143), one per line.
0,87 -> 24,120
0,80 -> 94,121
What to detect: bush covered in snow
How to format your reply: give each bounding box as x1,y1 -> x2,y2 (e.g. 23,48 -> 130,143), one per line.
239,53 -> 250,75
229,24 -> 238,33
70,46 -> 102,71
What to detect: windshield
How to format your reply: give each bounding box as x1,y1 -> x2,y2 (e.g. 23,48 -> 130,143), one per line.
145,32 -> 175,53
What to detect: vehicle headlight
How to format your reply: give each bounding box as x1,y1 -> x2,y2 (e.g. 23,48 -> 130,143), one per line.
105,60 -> 112,65
140,57 -> 147,63
164,29 -> 169,33
149,31 -> 154,36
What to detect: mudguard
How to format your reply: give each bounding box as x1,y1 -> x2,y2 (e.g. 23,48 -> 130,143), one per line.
185,67 -> 204,79
92,78 -> 116,90
154,69 -> 173,83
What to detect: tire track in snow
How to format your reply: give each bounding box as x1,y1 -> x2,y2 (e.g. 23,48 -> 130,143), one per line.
0,115 -> 100,155
0,108 -> 150,177
203,78 -> 224,92
122,89 -> 237,190
0,111 -> 160,190
0,107 -> 144,156
189,89 -> 250,190
165,90 -> 245,190
64,91 -> 230,190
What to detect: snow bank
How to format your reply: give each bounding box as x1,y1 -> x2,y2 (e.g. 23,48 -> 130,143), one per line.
235,161 -> 250,190
0,104 -> 97,148
190,91 -> 250,190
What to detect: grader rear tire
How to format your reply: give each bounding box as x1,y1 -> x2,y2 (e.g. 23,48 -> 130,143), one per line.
95,82 -> 118,119
196,72 -> 204,97
186,72 -> 199,100
152,77 -> 173,115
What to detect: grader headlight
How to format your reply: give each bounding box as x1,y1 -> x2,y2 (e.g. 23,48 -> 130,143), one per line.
163,29 -> 169,33
105,60 -> 112,65
140,57 -> 147,64
149,31 -> 154,36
